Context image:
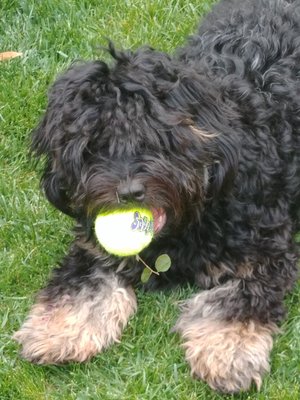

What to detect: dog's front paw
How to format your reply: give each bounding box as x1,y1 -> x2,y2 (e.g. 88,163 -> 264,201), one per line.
14,287 -> 137,364
175,317 -> 277,393
13,300 -> 101,364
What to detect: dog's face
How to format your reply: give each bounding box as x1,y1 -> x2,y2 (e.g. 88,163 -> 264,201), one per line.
32,47 -> 239,238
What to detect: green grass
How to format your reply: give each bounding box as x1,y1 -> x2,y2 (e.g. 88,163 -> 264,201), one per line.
0,0 -> 299,399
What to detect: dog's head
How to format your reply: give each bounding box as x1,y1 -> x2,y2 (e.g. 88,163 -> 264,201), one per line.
32,45 -> 239,238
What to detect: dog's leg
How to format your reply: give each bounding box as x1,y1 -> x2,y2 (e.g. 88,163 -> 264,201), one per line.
174,259 -> 296,393
13,247 -> 137,364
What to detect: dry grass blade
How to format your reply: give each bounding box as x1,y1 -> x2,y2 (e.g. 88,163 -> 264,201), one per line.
0,51 -> 23,61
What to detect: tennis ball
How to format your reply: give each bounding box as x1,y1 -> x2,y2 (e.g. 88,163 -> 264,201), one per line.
95,208 -> 154,256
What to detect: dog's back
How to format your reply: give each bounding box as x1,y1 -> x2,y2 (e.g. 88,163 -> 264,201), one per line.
178,0 -> 300,226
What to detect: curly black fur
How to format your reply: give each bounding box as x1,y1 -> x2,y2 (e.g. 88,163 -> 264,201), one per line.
17,0 -> 300,393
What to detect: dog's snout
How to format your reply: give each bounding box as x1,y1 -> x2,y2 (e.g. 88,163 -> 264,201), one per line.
117,180 -> 145,203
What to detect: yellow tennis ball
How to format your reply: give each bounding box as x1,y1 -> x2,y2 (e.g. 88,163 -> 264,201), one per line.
95,208 -> 154,256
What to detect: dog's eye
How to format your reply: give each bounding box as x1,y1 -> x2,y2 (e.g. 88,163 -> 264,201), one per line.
134,165 -> 148,174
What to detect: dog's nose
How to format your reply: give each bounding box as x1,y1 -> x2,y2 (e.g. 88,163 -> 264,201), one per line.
117,180 -> 145,203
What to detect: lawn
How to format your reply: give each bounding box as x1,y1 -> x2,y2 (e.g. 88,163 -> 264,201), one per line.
0,0 -> 299,399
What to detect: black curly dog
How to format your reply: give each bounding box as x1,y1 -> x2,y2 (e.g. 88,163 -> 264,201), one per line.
14,0 -> 300,393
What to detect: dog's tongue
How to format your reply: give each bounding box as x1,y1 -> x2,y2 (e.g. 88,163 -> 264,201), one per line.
151,208 -> 166,234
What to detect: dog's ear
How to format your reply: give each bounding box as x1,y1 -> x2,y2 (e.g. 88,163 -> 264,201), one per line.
206,135 -> 239,198
31,61 -> 110,216
164,71 -> 241,199
189,125 -> 239,199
